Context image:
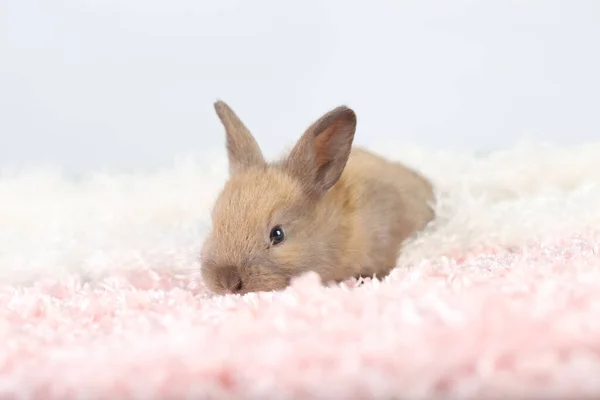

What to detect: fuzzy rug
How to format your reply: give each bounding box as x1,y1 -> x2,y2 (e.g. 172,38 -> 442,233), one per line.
1,141 -> 600,399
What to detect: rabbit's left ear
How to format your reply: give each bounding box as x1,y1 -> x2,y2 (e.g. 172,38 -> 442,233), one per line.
283,106 -> 356,197
214,100 -> 266,175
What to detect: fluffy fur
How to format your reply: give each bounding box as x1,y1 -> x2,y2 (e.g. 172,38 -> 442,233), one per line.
201,102 -> 435,294
1,140 -> 600,398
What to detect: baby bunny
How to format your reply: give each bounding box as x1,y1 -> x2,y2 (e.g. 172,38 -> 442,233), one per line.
201,100 -> 435,295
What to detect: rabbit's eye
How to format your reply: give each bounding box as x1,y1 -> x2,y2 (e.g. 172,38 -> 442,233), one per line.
269,225 -> 285,246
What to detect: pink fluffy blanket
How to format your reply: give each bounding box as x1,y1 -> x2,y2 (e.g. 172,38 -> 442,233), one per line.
2,143 -> 600,399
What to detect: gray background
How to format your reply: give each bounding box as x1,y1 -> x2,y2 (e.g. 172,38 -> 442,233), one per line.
1,0 -> 599,175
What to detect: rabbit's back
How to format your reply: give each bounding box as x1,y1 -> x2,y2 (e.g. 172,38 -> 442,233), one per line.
330,148 -> 435,278
348,147 -> 435,230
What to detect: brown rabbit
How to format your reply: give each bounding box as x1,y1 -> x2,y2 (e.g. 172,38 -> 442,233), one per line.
200,100 -> 435,295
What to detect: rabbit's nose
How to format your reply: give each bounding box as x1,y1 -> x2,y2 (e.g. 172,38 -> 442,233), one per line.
218,265 -> 243,293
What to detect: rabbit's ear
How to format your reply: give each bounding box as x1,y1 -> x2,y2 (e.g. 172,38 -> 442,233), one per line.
284,106 -> 356,197
214,100 -> 266,175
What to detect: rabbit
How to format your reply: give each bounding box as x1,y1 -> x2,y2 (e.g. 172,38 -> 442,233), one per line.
200,100 -> 435,295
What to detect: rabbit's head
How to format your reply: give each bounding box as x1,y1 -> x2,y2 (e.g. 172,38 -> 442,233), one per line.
201,101 -> 356,294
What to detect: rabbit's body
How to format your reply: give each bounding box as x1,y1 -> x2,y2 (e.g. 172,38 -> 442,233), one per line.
315,147 -> 435,283
201,101 -> 435,295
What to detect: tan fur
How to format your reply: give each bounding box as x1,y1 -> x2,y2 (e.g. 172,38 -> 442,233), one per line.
201,101 -> 435,295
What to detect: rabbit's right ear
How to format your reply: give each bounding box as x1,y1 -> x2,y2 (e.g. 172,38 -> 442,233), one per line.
214,100 -> 266,175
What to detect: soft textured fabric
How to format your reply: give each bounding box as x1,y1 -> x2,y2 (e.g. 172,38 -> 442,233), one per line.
1,142 -> 600,399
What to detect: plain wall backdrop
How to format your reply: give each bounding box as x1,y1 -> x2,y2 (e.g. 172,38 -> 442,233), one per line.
1,0 -> 599,175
